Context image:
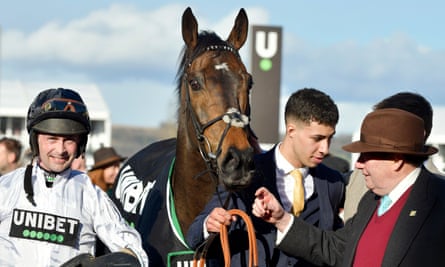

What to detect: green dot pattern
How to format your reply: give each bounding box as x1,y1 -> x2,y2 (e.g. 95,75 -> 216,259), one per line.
21,229 -> 64,243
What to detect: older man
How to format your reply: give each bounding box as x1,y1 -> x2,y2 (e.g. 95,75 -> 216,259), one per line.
253,108 -> 445,267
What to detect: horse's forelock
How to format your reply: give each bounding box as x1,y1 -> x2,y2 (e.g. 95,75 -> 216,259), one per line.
174,30 -> 243,127
175,31 -> 228,92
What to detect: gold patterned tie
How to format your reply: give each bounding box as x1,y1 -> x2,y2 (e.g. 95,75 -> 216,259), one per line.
290,169 -> 304,216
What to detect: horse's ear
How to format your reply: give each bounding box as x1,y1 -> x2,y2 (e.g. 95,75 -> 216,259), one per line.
182,7 -> 199,50
227,8 -> 249,50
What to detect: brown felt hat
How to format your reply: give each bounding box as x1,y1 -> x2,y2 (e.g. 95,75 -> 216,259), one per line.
90,147 -> 127,170
343,108 -> 438,156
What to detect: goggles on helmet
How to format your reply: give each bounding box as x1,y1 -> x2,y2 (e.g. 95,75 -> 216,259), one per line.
41,97 -> 89,116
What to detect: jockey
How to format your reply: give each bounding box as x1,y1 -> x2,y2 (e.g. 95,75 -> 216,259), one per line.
0,88 -> 148,267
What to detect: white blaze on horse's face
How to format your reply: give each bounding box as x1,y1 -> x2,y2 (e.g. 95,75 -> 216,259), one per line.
214,62 -> 230,71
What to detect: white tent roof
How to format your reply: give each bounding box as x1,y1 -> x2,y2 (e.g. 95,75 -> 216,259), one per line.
0,80 -> 109,121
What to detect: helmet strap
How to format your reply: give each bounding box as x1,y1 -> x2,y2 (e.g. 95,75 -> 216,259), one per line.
24,164 -> 36,206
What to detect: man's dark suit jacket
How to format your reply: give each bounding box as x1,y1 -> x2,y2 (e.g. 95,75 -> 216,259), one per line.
278,167 -> 445,267
186,146 -> 345,266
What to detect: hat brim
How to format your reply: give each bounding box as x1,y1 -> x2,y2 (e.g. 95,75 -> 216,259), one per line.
34,118 -> 88,135
343,141 -> 438,156
89,156 -> 127,171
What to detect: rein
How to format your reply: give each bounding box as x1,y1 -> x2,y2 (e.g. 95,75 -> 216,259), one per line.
192,209 -> 258,267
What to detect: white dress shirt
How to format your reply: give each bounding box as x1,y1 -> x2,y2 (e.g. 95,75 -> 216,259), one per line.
274,143 -> 314,212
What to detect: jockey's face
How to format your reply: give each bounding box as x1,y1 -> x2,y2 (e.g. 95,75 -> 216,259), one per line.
37,133 -> 79,173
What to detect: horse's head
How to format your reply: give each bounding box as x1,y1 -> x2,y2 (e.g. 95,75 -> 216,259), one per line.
177,7 -> 256,190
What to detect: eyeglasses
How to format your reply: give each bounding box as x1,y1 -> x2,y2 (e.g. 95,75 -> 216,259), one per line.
41,98 -> 88,115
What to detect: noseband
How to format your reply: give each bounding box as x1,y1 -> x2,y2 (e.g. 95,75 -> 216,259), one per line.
183,44 -> 250,178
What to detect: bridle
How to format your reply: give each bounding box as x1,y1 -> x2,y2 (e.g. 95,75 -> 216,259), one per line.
184,47 -> 259,266
182,44 -> 250,181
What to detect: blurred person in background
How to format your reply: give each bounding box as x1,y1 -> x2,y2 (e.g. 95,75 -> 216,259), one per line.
0,137 -> 23,176
88,146 -> 126,194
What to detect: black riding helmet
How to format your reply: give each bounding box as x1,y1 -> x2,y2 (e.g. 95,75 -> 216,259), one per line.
27,88 -> 91,158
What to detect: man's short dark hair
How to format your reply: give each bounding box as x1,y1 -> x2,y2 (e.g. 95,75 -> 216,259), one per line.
285,88 -> 339,127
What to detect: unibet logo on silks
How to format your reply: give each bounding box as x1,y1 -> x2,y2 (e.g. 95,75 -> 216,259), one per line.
9,209 -> 80,248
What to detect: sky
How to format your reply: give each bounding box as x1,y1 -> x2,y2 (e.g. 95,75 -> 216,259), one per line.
1,1 -> 445,135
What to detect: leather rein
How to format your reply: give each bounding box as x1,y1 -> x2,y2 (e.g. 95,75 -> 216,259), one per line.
193,209 -> 258,267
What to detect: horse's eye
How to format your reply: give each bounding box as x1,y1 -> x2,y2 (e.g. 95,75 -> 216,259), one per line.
189,79 -> 201,91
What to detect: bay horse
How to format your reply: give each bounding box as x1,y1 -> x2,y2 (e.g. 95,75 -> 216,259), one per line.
111,7 -> 258,266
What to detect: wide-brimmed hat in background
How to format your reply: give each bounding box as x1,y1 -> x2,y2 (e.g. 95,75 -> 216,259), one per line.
343,108 -> 438,156
90,147 -> 127,171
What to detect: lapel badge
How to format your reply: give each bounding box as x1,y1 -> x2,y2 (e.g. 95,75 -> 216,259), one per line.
409,210 -> 417,217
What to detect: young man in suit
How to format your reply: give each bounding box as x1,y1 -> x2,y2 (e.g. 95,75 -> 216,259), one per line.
186,88 -> 345,266
253,108 -> 444,267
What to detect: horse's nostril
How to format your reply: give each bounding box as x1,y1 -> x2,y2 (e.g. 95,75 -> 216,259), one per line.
221,147 -> 254,174
223,147 -> 240,172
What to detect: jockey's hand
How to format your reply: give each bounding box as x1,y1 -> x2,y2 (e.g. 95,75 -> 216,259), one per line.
205,207 -> 236,233
60,253 -> 94,267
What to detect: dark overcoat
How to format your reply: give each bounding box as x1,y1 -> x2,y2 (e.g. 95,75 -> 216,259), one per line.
279,167 -> 445,267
